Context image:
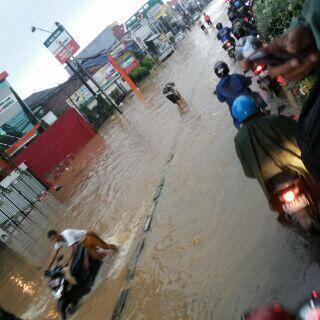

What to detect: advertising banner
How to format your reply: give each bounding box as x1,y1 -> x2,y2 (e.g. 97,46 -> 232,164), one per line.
69,63 -> 120,107
0,80 -> 23,126
0,93 -> 17,113
43,25 -> 80,64
147,3 -> 166,21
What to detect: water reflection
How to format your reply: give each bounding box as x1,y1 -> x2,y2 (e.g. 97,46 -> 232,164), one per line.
45,309 -> 59,319
9,273 -> 36,296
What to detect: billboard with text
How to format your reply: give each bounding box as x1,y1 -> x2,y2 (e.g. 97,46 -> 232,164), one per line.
43,25 -> 80,64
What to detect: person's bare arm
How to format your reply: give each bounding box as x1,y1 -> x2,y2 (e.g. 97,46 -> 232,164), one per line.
106,243 -> 119,251
266,26 -> 320,81
242,26 -> 320,81
64,245 -> 76,267
48,248 -> 60,269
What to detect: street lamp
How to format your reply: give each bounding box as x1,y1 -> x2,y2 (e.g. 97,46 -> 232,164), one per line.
31,22 -> 123,114
31,26 -> 52,34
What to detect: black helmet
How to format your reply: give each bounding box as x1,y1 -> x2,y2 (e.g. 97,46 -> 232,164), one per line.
216,23 -> 223,30
214,61 -> 229,78
228,11 -> 237,21
233,26 -> 246,39
163,82 -> 175,94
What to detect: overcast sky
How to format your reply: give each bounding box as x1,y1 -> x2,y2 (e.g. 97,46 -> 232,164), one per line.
0,0 -> 147,98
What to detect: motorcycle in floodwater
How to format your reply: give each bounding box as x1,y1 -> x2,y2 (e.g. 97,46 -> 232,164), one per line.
222,38 -> 236,59
45,244 -> 102,320
297,290 -> 320,319
241,290 -> 320,319
249,62 -> 282,96
266,169 -> 320,231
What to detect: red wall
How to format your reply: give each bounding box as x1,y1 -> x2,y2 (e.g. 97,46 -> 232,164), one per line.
14,108 -> 95,187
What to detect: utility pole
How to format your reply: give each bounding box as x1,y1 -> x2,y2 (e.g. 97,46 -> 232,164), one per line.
75,61 -> 123,114
66,60 -> 98,97
10,87 -> 44,133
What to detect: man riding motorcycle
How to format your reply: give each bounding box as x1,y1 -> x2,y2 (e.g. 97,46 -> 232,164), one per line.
260,0 -> 320,182
214,61 -> 266,129
216,23 -> 234,44
234,25 -> 261,60
232,95 -> 312,212
45,244 -> 103,320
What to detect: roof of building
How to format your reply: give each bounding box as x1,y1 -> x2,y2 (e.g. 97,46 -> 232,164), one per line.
24,86 -> 59,110
75,26 -> 117,61
24,64 -> 104,111
125,0 -> 164,29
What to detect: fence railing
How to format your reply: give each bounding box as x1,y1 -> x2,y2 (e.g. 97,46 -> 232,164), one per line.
0,163 -> 47,241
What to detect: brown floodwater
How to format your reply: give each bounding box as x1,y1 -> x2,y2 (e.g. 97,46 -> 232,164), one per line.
1,1 -> 320,319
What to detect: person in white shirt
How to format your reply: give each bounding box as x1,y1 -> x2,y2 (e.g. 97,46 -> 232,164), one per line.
47,228 -> 118,270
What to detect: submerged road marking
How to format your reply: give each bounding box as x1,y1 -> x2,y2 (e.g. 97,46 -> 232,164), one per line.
110,101 -> 186,319
111,289 -> 130,320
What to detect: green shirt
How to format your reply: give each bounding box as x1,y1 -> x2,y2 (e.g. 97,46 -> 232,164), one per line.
234,115 -> 308,201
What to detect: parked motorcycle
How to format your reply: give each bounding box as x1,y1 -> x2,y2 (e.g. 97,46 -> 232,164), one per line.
222,38 -> 236,59
266,169 -> 320,231
45,245 -> 102,320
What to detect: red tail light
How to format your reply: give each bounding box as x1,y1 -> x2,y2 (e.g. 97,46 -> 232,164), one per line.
282,190 -> 296,203
277,75 -> 285,85
244,17 -> 249,22
278,185 -> 300,203
312,290 -> 318,299
227,42 -> 232,47
254,64 -> 265,75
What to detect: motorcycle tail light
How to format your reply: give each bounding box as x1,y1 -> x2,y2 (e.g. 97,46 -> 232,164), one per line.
254,65 -> 264,75
277,75 -> 285,85
312,290 -> 318,299
227,42 -> 232,47
280,186 -> 299,203
282,190 -> 296,202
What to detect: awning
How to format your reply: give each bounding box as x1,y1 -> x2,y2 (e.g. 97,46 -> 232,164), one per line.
144,33 -> 161,42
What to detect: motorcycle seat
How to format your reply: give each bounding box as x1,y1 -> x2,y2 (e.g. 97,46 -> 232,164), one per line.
267,169 -> 300,192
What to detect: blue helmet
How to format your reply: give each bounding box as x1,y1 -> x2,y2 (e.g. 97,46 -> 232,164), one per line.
235,1 -> 241,8
232,95 -> 259,123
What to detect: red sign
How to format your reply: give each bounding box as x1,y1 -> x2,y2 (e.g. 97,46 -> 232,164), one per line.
112,24 -> 126,40
137,13 -> 144,21
124,60 -> 139,73
44,25 -> 80,65
55,39 -> 80,64
0,71 -> 8,82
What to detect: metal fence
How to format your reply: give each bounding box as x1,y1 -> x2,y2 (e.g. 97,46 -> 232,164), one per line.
0,165 -> 47,239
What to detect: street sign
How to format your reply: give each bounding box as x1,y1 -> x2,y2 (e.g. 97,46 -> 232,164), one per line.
0,93 -> 17,112
43,25 -> 80,64
0,79 -> 22,126
137,13 -> 145,21
147,3 -> 166,20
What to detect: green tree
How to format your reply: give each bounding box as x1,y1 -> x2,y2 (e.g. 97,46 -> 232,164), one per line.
253,0 -> 304,40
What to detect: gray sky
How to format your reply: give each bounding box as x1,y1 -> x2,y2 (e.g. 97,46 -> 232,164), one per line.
0,0 -> 147,98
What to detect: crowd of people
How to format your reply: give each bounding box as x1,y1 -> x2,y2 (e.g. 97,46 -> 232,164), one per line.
164,0 -> 320,318
218,0 -> 320,319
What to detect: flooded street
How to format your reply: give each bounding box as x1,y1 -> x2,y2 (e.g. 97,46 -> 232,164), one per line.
1,0 -> 320,319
